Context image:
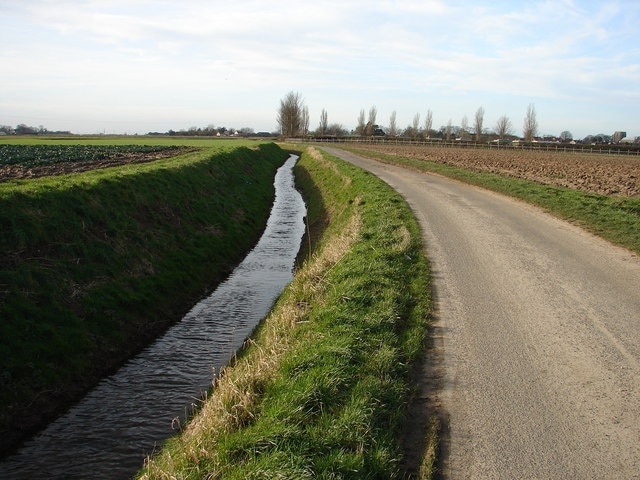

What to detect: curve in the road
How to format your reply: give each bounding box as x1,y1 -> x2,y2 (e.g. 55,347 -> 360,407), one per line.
322,147 -> 640,480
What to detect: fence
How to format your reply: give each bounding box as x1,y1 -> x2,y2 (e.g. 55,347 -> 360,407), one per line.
287,136 -> 640,156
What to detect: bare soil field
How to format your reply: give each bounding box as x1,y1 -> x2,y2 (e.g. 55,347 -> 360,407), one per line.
353,144 -> 640,197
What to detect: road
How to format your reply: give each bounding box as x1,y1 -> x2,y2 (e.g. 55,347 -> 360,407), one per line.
321,147 -> 640,479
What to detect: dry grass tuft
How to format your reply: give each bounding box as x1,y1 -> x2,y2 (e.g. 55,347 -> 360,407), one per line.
140,176 -> 363,479
307,146 -> 352,187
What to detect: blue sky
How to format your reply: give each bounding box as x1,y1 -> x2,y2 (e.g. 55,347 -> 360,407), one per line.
1,0 -> 638,138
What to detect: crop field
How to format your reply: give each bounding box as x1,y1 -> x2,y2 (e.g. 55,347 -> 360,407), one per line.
351,144 -> 640,197
0,144 -> 197,181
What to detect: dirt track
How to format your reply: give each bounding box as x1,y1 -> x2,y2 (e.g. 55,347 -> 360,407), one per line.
351,144 -> 640,197
323,146 -> 640,479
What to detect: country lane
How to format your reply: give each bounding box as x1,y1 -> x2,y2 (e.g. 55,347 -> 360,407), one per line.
321,146 -> 640,480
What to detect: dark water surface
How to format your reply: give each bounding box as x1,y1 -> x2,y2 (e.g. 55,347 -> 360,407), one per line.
0,154 -> 306,479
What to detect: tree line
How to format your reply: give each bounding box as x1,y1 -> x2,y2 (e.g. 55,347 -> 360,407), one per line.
277,91 -> 629,145
147,125 -> 264,137
0,123 -> 276,138
0,124 -> 71,135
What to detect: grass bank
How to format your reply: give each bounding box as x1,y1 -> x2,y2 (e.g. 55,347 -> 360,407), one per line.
138,146 -> 435,479
0,142 -> 288,454
345,146 -> 640,255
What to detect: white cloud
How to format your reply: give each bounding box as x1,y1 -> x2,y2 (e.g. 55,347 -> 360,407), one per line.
1,0 -> 639,137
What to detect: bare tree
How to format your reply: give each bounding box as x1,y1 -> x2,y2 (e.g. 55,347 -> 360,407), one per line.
560,130 -> 573,142
411,112 -> 420,139
495,115 -> 513,138
277,91 -> 305,137
445,119 -> 453,141
355,109 -> 366,136
460,115 -> 469,139
318,108 -> 328,136
388,111 -> 398,137
326,123 -> 348,136
424,109 -> 433,138
301,105 -> 310,136
523,103 -> 538,142
364,105 -> 378,136
474,106 -> 485,142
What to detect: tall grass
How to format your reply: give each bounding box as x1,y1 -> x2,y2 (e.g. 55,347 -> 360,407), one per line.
138,146 -> 434,479
0,142 -> 288,453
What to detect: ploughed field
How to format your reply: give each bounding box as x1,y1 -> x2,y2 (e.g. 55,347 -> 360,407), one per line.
0,144 -> 197,181
356,144 -> 640,197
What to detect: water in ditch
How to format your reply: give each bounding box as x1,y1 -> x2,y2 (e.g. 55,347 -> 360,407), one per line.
0,154 -> 306,480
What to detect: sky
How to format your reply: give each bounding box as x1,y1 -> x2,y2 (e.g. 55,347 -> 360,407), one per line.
1,0 -> 639,139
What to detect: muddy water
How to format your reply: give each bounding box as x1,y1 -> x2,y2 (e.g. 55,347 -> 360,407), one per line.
0,154 -> 306,480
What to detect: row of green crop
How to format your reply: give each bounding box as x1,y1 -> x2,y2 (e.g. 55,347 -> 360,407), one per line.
0,144 -> 191,168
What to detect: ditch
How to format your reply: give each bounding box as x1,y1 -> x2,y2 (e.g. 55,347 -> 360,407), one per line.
0,154 -> 306,480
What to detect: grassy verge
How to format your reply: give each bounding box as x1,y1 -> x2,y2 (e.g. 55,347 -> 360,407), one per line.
0,142 -> 288,453
344,146 -> 640,255
138,146 -> 434,479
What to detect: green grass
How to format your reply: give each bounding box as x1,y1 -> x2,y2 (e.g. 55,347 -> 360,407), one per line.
0,141 -> 289,452
345,146 -> 640,255
138,146 -> 434,479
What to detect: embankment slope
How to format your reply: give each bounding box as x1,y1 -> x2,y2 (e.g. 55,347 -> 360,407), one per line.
0,143 -> 288,454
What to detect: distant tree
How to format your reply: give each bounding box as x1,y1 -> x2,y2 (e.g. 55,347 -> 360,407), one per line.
411,112 -> 420,139
424,109 -> 433,137
15,124 -> 38,135
584,133 -> 611,144
474,107 -> 485,142
523,103 -> 538,142
445,119 -> 453,141
277,91 -> 305,137
238,127 -> 255,136
201,124 -> 216,136
559,130 -> 573,142
325,123 -> 348,136
318,108 -> 328,135
364,105 -> 378,136
301,105 -> 310,136
495,115 -> 513,138
355,109 -> 366,136
460,115 -> 469,139
388,111 -> 398,137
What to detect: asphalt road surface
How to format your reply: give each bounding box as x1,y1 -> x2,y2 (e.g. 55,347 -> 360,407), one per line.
321,147 -> 640,479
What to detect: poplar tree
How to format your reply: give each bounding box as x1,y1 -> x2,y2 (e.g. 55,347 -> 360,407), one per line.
523,104 -> 538,142
388,111 -> 398,137
474,106 -> 485,142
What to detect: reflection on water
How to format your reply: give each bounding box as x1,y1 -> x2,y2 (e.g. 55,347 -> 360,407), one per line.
0,154 -> 306,480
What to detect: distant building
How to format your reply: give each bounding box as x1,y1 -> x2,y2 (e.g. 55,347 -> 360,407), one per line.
613,131 -> 627,143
